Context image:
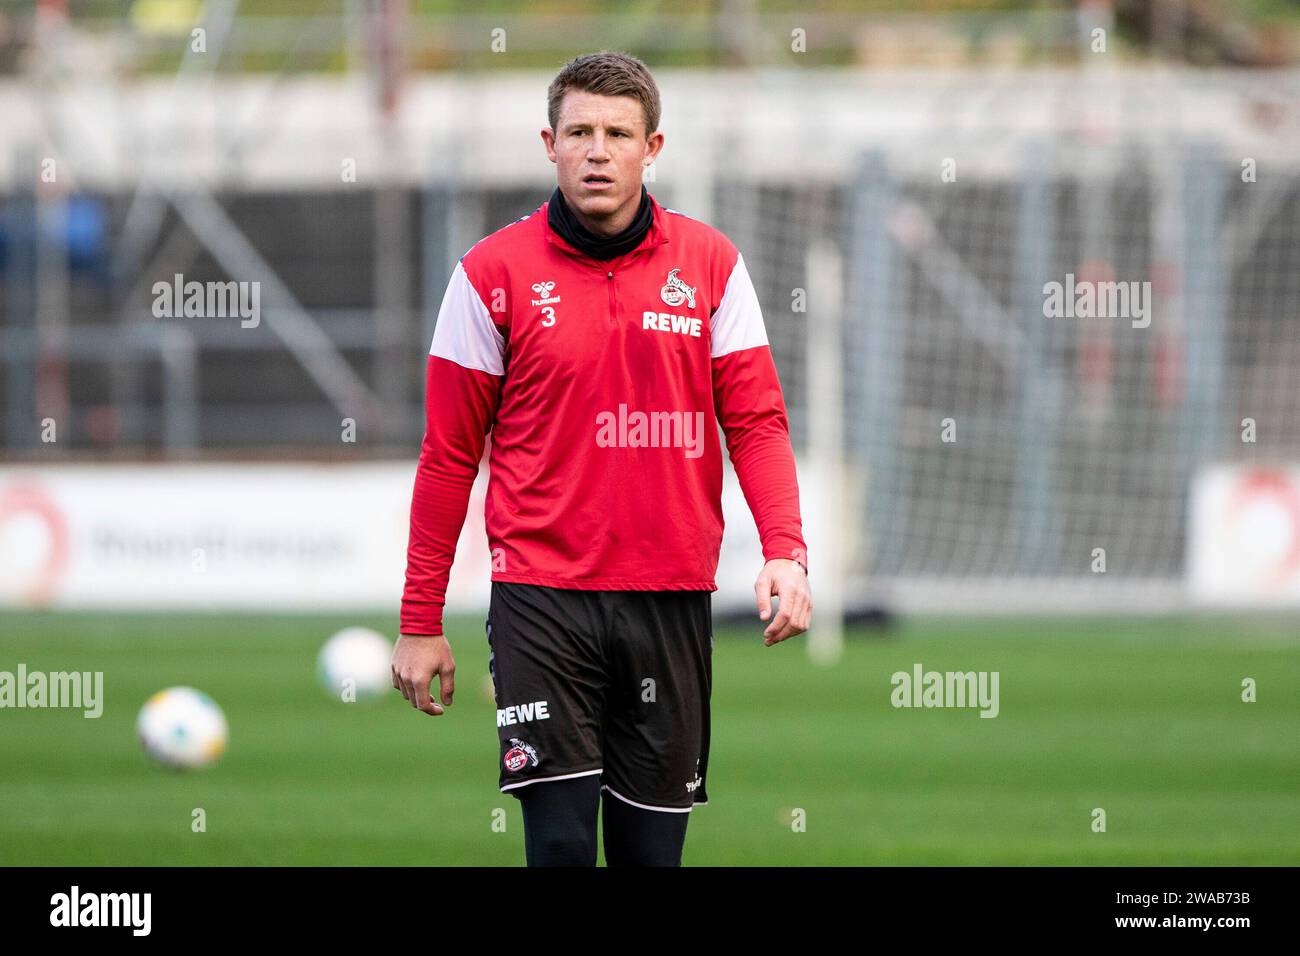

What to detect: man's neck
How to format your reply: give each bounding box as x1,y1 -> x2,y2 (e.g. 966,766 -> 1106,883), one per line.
564,190 -> 639,236
548,184 -> 653,262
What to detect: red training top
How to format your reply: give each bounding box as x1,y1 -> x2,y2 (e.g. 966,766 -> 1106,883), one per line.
400,191 -> 806,636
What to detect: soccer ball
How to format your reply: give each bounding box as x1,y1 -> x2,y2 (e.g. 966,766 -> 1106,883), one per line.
137,687 -> 228,770
316,626 -> 393,701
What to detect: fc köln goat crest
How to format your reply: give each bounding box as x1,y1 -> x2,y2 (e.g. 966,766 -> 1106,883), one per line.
660,268 -> 696,309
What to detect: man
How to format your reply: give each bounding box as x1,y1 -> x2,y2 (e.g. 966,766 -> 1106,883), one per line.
393,51 -> 811,867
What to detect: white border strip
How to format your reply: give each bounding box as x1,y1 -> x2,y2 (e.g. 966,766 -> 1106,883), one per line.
859,576 -> 1190,615
601,783 -> 694,814
499,767 -> 603,793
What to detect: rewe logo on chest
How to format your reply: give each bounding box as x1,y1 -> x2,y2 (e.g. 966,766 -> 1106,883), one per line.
643,310 -> 702,338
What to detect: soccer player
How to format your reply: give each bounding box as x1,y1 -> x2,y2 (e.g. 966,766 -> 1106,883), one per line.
392,51 -> 811,866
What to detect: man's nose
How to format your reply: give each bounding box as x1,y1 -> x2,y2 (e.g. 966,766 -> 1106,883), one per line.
587,132 -> 611,159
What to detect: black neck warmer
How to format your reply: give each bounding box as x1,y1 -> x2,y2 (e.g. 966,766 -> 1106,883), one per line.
547,184 -> 653,261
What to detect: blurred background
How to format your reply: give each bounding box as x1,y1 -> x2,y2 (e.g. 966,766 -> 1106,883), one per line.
1,0 -> 1298,866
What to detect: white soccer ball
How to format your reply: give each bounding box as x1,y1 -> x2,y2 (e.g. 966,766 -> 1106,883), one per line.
317,626 -> 393,701
137,687 -> 229,770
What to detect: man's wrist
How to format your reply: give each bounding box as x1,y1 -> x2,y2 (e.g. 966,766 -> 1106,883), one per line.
766,555 -> 808,576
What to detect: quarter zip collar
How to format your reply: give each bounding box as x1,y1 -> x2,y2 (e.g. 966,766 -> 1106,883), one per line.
544,188 -> 671,270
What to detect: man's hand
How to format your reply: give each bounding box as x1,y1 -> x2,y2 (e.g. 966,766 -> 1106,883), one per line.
754,558 -> 812,646
392,633 -> 456,716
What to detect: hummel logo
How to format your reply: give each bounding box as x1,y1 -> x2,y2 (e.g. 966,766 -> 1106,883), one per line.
531,280 -> 560,306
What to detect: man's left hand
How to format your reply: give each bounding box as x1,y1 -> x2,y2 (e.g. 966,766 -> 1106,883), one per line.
754,558 -> 812,646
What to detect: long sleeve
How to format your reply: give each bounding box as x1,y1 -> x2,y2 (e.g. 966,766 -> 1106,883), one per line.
400,260 -> 506,636
709,253 -> 808,571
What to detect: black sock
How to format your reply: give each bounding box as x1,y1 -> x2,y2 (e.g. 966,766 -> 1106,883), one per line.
515,775 -> 601,867
601,790 -> 690,867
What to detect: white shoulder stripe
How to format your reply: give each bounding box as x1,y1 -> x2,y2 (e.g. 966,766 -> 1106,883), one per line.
710,253 -> 768,359
429,260 -> 506,375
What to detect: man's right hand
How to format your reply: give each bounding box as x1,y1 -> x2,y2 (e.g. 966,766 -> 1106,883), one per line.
392,633 -> 456,716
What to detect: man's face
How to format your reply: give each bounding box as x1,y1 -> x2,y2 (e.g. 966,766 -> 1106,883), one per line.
541,90 -> 664,235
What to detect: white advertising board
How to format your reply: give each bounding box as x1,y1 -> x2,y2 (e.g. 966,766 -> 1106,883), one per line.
0,462 -> 792,616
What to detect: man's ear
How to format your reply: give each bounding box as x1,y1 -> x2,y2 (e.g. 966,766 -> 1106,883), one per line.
644,130 -> 665,165
540,128 -> 558,164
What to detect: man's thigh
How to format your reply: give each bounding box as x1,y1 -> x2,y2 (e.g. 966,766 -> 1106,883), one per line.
597,589 -> 713,813
488,581 -> 607,794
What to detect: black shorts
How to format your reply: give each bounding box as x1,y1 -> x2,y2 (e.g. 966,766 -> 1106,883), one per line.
486,581 -> 712,812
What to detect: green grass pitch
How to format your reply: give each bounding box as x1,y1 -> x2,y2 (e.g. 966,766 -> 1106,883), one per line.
1,611 -> 1297,865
